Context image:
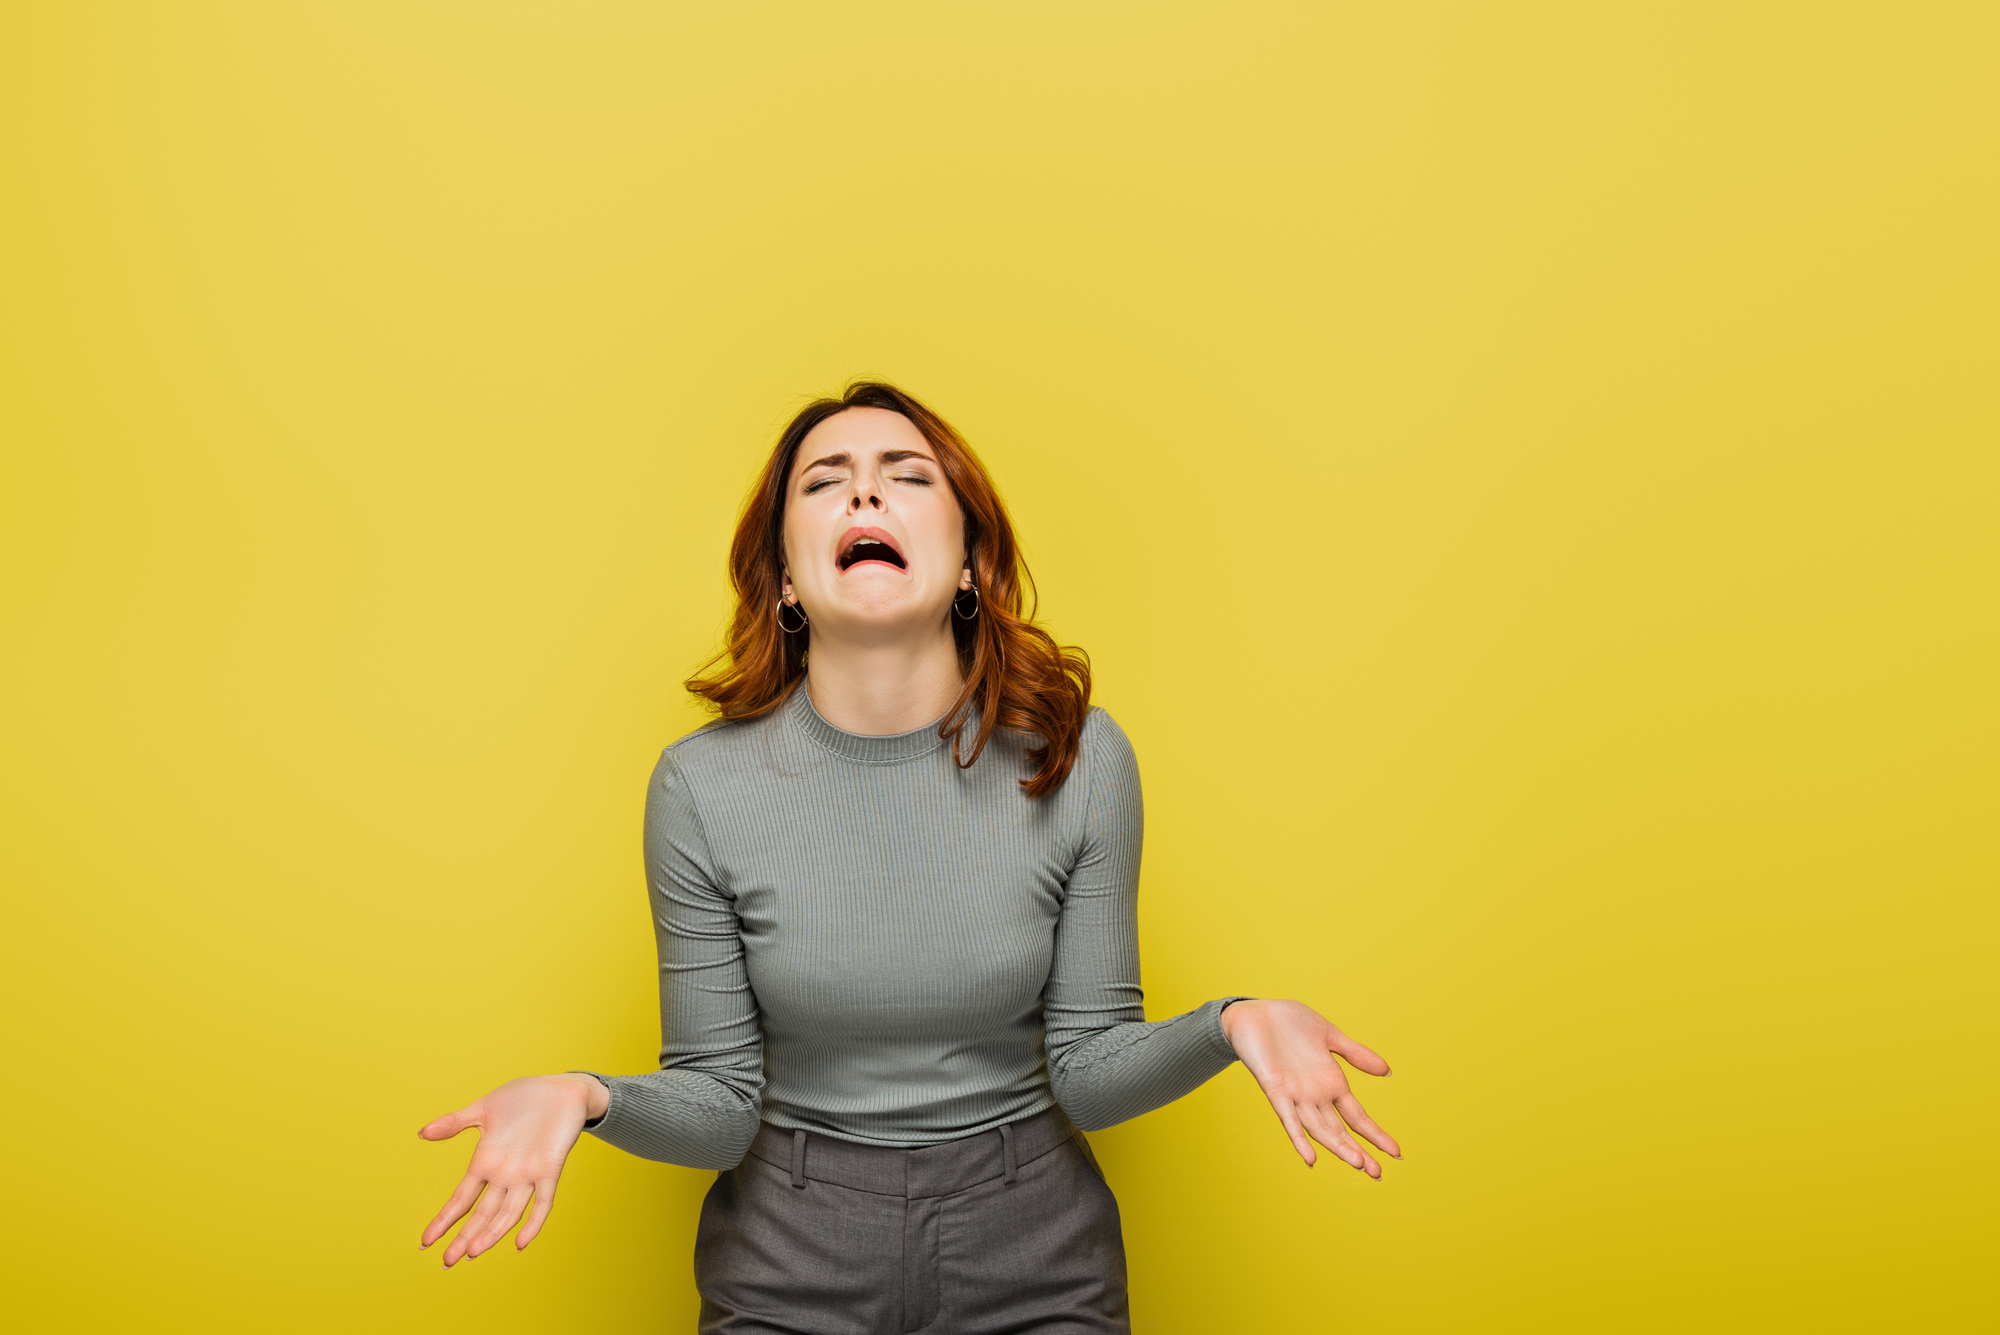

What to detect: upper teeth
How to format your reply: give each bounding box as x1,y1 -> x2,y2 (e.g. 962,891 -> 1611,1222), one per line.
854,539 -> 882,546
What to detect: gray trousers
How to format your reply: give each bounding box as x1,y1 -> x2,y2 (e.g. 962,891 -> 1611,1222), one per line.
693,1107 -> 1130,1334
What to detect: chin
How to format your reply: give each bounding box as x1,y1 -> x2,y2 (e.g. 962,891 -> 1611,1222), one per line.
823,594 -> 948,635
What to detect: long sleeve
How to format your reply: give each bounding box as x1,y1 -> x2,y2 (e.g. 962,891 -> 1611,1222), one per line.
583,746 -> 764,1169
1043,712 -> 1243,1131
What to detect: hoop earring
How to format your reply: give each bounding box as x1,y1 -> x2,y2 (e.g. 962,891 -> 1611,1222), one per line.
776,599 -> 809,633
953,587 -> 980,621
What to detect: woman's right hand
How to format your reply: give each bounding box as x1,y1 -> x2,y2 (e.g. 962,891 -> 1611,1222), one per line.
418,1073 -> 609,1267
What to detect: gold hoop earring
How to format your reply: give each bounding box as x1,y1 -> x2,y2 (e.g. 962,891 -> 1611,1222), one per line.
776,599 -> 809,633
953,587 -> 980,621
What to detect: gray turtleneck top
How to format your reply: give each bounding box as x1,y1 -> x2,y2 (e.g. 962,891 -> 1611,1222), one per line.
584,685 -> 1242,1170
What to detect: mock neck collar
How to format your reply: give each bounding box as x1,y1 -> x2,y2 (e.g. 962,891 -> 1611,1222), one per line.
786,681 -> 954,765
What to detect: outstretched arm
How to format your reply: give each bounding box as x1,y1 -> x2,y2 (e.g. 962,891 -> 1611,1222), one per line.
415,747 -> 763,1266
578,747 -> 763,1167
1044,714 -> 1403,1177
1043,712 -> 1244,1127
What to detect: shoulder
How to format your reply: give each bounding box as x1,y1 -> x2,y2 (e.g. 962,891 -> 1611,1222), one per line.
645,714 -> 774,843
660,708 -> 776,769
1082,706 -> 1135,760
664,714 -> 747,760
1078,706 -> 1139,791
646,712 -> 771,803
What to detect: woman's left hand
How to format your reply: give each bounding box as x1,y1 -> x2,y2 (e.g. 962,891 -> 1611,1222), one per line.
1219,999 -> 1403,1178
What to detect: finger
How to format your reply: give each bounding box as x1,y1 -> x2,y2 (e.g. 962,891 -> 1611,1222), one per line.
1298,1102 -> 1368,1173
516,1176 -> 560,1250
468,1184 -> 531,1258
462,1182 -> 523,1260
1334,1090 -> 1403,1160
442,1184 -> 502,1267
421,1173 -> 485,1249
419,1105 -> 481,1141
1325,1027 -> 1392,1078
1265,1096 -> 1318,1167
1303,1101 -> 1383,1178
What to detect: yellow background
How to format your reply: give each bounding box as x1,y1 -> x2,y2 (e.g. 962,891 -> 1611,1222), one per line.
3,3 -> 1993,1330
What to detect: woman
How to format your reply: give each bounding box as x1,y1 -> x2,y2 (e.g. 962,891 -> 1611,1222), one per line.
419,382 -> 1402,1332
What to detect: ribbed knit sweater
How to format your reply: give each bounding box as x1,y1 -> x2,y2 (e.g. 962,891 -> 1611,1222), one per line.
585,684 -> 1242,1170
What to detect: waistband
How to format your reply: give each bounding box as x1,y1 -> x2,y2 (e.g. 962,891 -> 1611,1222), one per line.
746,1106 -> 1080,1199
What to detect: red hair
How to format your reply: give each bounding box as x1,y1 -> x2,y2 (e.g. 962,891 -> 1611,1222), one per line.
686,382 -> 1092,797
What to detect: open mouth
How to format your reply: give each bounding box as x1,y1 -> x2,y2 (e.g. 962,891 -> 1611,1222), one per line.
836,527 -> 907,572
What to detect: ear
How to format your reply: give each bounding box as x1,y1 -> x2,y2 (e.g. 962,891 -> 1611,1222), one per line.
959,565 -> 973,591
780,567 -> 796,604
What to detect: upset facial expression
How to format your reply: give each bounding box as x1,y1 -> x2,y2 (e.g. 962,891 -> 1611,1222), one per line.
780,408 -> 971,641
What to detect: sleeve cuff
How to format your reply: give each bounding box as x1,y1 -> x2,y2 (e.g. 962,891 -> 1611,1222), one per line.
1207,997 -> 1254,1062
570,1071 -> 617,1131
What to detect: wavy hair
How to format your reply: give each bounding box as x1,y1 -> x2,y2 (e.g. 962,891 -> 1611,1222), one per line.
686,381 -> 1091,797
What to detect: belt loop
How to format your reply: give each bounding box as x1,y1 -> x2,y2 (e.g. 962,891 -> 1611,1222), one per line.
1000,1123 -> 1017,1184
791,1129 -> 807,1188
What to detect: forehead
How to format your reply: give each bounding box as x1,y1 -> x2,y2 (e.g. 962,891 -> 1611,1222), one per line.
791,407 -> 933,475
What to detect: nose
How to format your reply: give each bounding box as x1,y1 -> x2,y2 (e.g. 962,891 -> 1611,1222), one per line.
848,477 -> 883,512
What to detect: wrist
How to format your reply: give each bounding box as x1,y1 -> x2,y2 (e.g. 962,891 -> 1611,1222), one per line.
548,1072 -> 611,1122
1218,997 -> 1265,1045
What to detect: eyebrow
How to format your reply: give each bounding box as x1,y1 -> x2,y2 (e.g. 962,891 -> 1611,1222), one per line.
799,448 -> 937,472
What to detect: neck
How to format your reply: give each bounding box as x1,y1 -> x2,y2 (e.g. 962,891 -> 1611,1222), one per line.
803,619 -> 965,736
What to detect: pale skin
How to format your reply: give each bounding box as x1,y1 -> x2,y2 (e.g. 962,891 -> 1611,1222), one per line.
418,406 -> 1402,1266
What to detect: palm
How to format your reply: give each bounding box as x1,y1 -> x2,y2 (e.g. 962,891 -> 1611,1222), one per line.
1220,999 -> 1402,1177
418,1075 -> 597,1267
